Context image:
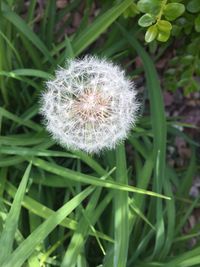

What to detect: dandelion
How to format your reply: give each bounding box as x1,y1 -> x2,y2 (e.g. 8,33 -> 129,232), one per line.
40,56 -> 139,153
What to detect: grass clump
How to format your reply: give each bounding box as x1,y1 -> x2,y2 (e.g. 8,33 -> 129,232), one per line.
0,1 -> 199,267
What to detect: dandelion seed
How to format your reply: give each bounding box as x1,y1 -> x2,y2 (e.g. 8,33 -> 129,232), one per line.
40,56 -> 139,153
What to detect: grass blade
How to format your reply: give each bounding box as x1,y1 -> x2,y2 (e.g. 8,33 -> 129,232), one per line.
114,143 -> 129,267
0,145 -> 77,158
31,157 -> 170,199
0,69 -> 53,79
0,163 -> 32,265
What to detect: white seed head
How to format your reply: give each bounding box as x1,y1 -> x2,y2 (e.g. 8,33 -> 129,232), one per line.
40,56 -> 139,153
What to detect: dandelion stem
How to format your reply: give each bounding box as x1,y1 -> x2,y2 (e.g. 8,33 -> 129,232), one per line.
114,143 -> 129,267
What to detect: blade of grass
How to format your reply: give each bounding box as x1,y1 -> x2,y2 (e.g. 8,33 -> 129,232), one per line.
26,0 -> 37,24
0,167 -> 7,197
56,35 -> 75,66
0,71 -> 41,90
159,167 -> 175,259
129,199 -> 155,230
0,69 -> 53,79
174,232 -> 200,243
129,154 -> 155,255
0,145 -> 78,158
0,163 -> 32,265
31,170 -> 76,188
0,134 -> 47,146
46,0 -> 56,48
31,157 -> 170,199
114,143 -> 129,267
0,17 -> 8,105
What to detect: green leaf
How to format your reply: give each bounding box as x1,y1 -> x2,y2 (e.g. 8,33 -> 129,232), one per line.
137,0 -> 161,15
164,3 -> 185,21
145,24 -> 158,42
157,20 -> 172,32
195,14 -> 200,32
138,13 -> 155,27
157,30 -> 171,42
187,0 -> 200,13
157,20 -> 172,42
0,163 -> 32,265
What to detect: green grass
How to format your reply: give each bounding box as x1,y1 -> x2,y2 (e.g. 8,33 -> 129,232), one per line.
0,1 -> 199,267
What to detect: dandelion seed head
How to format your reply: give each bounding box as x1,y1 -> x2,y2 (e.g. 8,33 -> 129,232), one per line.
40,56 -> 139,153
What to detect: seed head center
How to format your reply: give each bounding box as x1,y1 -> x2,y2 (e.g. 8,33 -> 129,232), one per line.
73,90 -> 111,122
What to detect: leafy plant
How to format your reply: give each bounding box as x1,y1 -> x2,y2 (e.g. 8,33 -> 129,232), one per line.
125,0 -> 185,42
124,0 -> 200,94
